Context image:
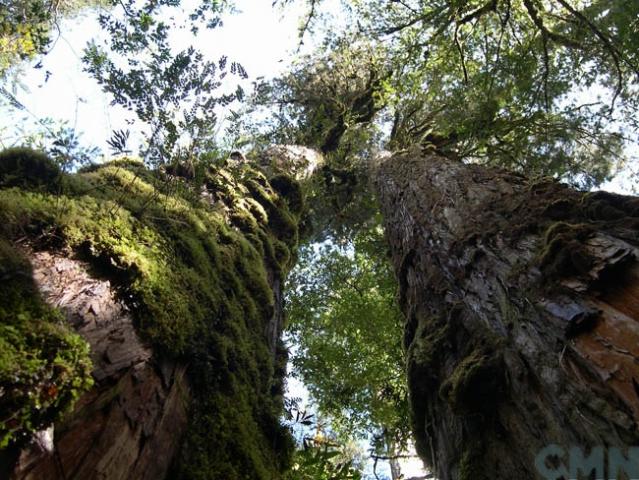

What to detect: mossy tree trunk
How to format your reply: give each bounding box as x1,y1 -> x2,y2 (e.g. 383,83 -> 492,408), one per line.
375,150 -> 639,479
5,251 -> 190,480
0,148 -> 316,480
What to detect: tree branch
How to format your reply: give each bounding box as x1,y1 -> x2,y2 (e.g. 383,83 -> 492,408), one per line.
541,30 -> 550,110
454,23 -> 469,84
381,6 -> 447,35
457,0 -> 498,25
296,0 -> 318,50
554,0 -> 639,108
370,453 -> 420,460
522,0 -> 584,50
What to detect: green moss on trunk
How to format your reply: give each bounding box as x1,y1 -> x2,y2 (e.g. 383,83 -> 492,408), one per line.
0,239 -> 93,449
0,150 -> 302,478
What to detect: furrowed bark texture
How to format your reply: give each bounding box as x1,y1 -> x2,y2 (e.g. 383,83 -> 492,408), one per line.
9,252 -> 190,480
375,151 -> 639,479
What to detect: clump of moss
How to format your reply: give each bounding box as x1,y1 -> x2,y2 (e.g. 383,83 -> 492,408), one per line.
581,191 -> 635,220
535,190 -> 639,280
538,222 -> 595,279
516,190 -> 639,289
0,152 -> 302,478
270,174 -> 305,216
246,179 -> 299,244
438,345 -> 504,415
0,239 -> 93,449
458,441 -> 489,480
407,314 -> 450,383
0,147 -> 61,191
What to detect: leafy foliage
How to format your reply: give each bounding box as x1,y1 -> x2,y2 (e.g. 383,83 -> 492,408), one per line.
82,0 -> 246,166
0,114 -> 102,171
0,0 -> 53,74
283,403 -> 365,480
268,0 -> 639,187
45,125 -> 101,171
106,129 -> 131,155
253,38 -> 390,156
286,222 -> 411,457
0,0 -> 104,75
285,437 -> 363,480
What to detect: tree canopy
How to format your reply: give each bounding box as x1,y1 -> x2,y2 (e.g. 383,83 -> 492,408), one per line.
0,0 -> 110,78
1,0 -> 638,478
286,223 -> 409,450
265,0 -> 639,187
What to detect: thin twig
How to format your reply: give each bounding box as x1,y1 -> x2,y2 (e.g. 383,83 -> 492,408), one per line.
522,0 -> 583,49
296,0 -> 318,51
454,23 -> 468,84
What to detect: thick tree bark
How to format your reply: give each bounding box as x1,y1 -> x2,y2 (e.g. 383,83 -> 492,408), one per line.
375,150 -> 639,479
7,252 -> 190,480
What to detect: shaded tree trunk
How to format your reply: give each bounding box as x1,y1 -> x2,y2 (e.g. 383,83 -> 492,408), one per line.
6,252 -> 190,480
375,150 -> 639,479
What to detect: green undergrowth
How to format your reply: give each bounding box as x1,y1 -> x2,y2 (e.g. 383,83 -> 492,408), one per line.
0,238 -> 93,449
0,150 -> 303,478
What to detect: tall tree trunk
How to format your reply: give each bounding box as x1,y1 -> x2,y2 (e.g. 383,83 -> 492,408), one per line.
375,149 -> 639,479
0,149 -> 316,480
